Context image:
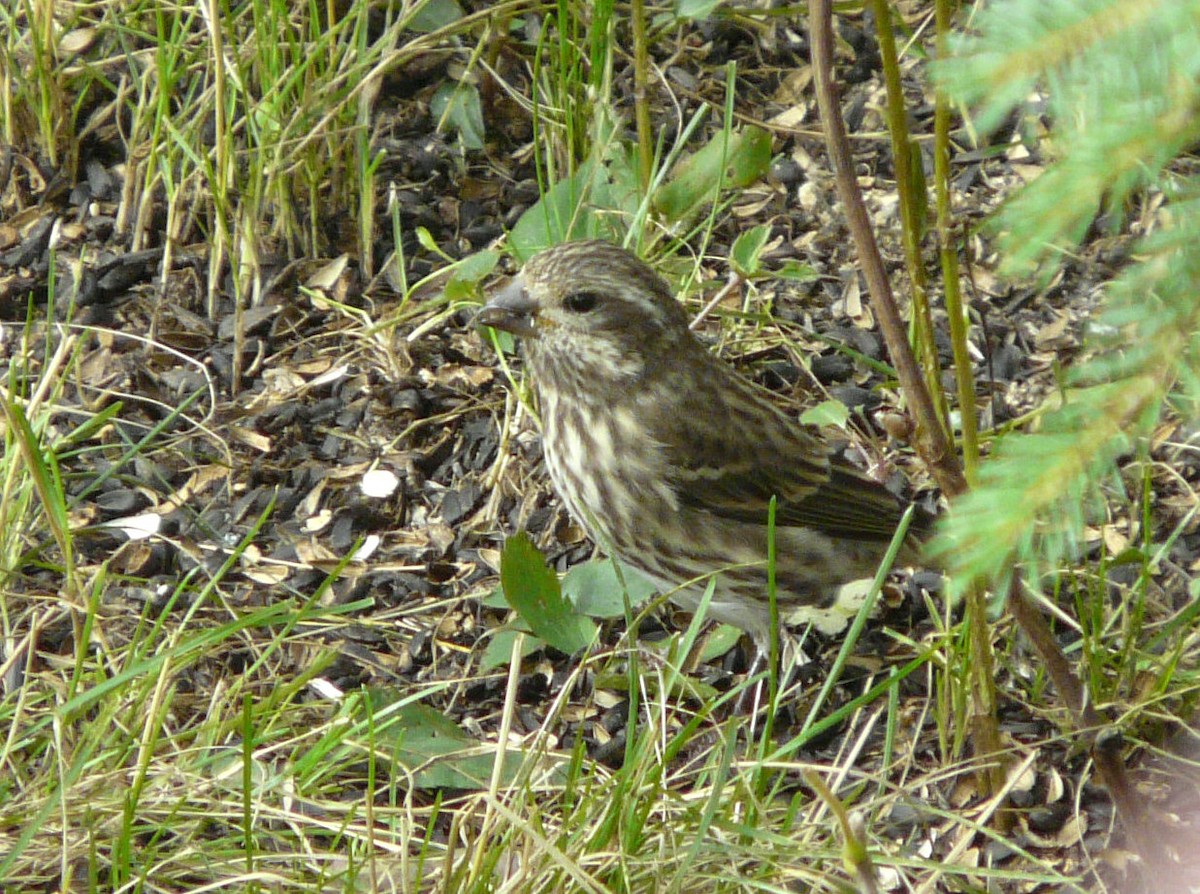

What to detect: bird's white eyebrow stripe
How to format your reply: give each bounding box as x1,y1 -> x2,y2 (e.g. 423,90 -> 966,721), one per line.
527,240 -> 682,325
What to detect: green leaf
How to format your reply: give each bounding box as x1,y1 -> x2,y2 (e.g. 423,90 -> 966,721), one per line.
727,126 -> 772,187
505,128 -> 645,261
653,125 -> 772,223
730,224 -> 771,278
500,533 -> 597,654
600,141 -> 645,222
415,227 -> 442,254
507,161 -> 626,261
362,698 -> 526,789
431,82 -> 485,151
480,583 -> 507,609
480,627 -> 543,672
485,327 -> 516,355
675,0 -> 726,20
697,624 -> 745,663
800,399 -> 850,428
775,259 -> 818,281
443,250 -> 501,302
452,249 -> 501,284
406,0 -> 463,33
506,167 -> 589,261
561,559 -> 659,618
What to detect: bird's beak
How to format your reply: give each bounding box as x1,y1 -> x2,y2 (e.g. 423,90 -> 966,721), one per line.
478,276 -> 538,338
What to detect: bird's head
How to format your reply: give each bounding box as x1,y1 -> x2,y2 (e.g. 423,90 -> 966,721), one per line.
478,241 -> 693,395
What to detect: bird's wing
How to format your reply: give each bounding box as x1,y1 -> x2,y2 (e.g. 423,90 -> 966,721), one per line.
654,370 -> 911,542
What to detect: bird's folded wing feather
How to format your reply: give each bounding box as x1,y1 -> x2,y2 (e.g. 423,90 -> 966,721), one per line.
656,378 -> 909,542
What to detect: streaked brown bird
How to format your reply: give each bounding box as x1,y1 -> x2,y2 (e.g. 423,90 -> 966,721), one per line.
479,240 -> 931,651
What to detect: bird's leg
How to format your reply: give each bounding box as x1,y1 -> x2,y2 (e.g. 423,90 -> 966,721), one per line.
733,635 -> 774,728
733,632 -> 806,745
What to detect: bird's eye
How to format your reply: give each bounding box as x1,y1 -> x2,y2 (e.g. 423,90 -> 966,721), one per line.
562,291 -> 602,313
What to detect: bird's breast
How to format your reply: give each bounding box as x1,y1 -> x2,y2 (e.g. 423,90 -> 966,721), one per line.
539,392 -> 677,550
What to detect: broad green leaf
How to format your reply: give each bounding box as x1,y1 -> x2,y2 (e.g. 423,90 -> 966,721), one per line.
653,126 -> 772,223
507,161 -> 628,261
480,583 -> 507,609
728,126 -> 772,187
480,627 -> 543,672
775,259 -> 818,281
800,399 -> 851,428
505,127 -> 644,261
484,327 -> 516,355
507,166 -> 592,261
698,624 -> 745,664
415,226 -> 442,254
450,249 -> 501,284
561,559 -> 659,618
443,250 -> 501,302
431,82 -> 485,151
406,0 -> 463,33
730,224 -> 771,278
676,0 -> 725,20
500,532 -> 597,654
363,699 -> 526,789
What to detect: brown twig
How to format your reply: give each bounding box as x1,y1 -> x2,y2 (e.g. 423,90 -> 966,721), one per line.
808,0 -> 965,500
808,0 -> 1162,874
1005,575 -> 1159,872
808,2 -> 1005,807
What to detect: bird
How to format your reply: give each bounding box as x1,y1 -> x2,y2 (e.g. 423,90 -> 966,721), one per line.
477,239 -> 932,653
